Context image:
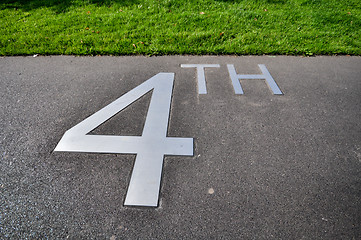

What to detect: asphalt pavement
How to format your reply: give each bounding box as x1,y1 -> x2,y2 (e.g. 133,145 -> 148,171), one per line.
1,55 -> 361,239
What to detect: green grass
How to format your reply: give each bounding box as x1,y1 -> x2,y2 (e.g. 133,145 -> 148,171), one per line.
1,0 -> 360,55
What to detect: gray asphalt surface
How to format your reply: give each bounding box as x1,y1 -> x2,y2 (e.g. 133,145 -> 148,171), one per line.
1,56 -> 361,239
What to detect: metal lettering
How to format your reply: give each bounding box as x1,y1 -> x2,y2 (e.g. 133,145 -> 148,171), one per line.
54,73 -> 194,207
181,64 -> 220,94
227,64 -> 283,95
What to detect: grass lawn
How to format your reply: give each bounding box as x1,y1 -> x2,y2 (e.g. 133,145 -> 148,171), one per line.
1,0 -> 360,56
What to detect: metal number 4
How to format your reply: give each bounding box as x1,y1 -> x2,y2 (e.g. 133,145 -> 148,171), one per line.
54,73 -> 194,207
